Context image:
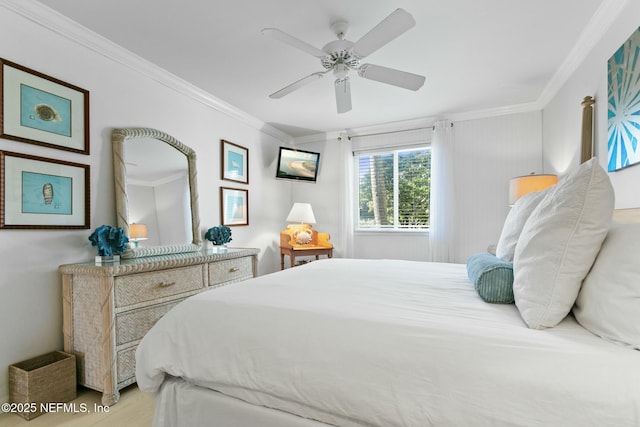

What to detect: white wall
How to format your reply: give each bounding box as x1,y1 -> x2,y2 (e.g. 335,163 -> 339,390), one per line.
292,111 -> 543,264
289,131 -> 431,261
0,4 -> 291,403
286,139 -> 346,257
5,0 -> 622,405
543,0 -> 640,208
453,111 -> 543,262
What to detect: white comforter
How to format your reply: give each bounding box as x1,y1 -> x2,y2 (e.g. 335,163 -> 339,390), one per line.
136,259 -> 640,426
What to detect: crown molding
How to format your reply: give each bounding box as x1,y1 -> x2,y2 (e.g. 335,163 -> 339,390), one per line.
6,0 -> 626,144
293,102 -> 542,144
447,101 -> 541,123
293,117 -> 435,144
537,0 -> 629,108
294,0 -> 628,143
2,0 -> 291,143
344,117 -> 435,137
291,131 -> 344,145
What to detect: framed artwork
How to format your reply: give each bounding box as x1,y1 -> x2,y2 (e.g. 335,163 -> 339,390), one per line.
1,151 -> 90,229
607,26 -> 640,172
221,139 -> 248,184
220,187 -> 248,226
0,58 -> 90,154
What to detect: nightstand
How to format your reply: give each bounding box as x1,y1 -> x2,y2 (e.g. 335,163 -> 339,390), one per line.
280,227 -> 333,269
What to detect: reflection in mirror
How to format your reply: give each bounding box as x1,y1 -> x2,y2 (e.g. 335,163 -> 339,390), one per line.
125,138 -> 191,247
112,128 -> 201,258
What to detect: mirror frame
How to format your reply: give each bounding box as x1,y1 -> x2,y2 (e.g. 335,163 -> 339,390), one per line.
112,127 -> 201,258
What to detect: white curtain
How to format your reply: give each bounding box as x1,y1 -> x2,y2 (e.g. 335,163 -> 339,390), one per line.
339,133 -> 355,258
429,120 -> 456,262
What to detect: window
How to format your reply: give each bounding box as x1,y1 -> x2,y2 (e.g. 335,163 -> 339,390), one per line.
356,146 -> 431,230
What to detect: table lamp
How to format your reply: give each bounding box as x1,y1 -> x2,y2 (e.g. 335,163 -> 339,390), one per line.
286,203 -> 316,244
129,223 -> 148,248
508,174 -> 558,206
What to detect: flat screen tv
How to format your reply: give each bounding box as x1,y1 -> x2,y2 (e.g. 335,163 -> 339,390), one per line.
275,147 -> 320,182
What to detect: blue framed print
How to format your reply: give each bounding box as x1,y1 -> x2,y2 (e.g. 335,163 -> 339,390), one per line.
220,187 -> 248,226
21,171 -> 73,215
221,139 -> 248,184
607,27 -> 640,172
20,84 -> 72,137
1,151 -> 90,229
1,58 -> 89,154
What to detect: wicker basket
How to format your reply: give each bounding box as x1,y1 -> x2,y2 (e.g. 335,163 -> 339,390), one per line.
9,351 -> 77,420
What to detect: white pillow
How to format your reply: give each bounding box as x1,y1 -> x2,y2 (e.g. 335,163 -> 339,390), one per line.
573,222 -> 640,349
495,189 -> 549,262
513,158 -> 614,329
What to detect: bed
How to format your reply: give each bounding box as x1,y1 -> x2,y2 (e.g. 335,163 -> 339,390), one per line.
136,159 -> 640,426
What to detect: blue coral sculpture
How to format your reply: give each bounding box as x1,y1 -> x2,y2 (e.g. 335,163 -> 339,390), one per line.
205,225 -> 232,246
89,225 -> 129,256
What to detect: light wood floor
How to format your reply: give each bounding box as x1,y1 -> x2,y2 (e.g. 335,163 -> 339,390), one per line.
0,385 -> 153,427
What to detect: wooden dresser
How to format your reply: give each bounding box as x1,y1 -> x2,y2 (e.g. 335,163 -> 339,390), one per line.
59,248 -> 259,405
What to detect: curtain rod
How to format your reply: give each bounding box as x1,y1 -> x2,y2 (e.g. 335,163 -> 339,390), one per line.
339,122 -> 453,141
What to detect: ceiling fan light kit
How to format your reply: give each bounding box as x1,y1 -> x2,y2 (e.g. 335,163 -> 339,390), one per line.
262,8 -> 426,114
335,77 -> 352,113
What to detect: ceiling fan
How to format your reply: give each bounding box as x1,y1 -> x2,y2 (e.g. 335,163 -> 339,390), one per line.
262,8 -> 426,114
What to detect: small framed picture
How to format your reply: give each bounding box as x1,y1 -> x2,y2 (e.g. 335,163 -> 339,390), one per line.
0,58 -> 90,154
220,187 -> 248,226
221,139 -> 248,184
1,151 -> 90,229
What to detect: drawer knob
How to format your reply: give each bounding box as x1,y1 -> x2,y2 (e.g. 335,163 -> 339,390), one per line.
229,267 -> 240,272
157,281 -> 176,288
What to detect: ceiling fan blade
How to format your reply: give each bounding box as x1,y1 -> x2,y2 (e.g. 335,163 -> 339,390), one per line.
350,8 -> 415,59
269,71 -> 328,99
261,28 -> 327,58
335,77 -> 352,114
358,64 -> 425,91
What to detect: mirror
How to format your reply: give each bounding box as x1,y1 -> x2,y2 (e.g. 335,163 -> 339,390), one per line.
112,128 -> 201,258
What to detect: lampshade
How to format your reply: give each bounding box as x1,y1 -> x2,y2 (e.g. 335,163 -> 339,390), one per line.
286,203 -> 316,224
509,174 -> 558,205
129,223 -> 148,240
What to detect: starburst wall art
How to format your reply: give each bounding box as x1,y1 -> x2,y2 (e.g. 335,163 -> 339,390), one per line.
608,27 -> 640,172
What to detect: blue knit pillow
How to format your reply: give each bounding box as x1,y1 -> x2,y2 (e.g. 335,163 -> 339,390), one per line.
466,253 -> 514,304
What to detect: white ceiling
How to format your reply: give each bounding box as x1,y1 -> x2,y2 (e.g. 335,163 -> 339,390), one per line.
36,0 -> 607,138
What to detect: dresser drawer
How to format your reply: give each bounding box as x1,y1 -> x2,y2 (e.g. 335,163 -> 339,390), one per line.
208,256 -> 253,286
115,300 -> 181,346
117,347 -> 136,384
114,265 -> 205,308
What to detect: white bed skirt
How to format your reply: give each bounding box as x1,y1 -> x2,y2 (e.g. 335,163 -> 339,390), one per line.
154,377 -> 331,427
